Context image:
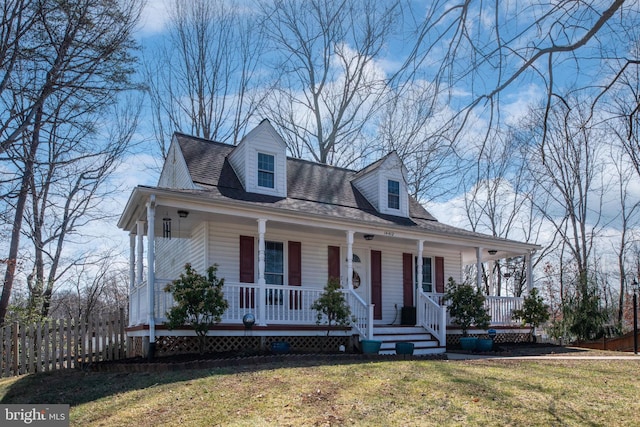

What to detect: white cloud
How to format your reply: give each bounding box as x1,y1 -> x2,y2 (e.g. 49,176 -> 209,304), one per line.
137,0 -> 172,36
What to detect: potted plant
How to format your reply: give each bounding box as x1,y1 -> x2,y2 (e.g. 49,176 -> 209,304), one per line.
311,278 -> 356,351
443,277 -> 491,350
512,287 -> 550,343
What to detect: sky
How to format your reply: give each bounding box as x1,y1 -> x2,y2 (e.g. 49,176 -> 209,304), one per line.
8,0 -> 637,296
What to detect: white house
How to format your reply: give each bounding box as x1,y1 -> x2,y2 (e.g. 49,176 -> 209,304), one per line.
118,120 -> 540,356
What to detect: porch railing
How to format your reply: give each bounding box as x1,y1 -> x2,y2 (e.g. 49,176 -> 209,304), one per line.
346,290 -> 371,340
147,280 -> 365,330
427,292 -> 524,327
129,280 -> 148,326
417,292 -> 447,346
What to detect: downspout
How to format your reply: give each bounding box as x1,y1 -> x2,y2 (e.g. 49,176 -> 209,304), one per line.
146,195 -> 156,358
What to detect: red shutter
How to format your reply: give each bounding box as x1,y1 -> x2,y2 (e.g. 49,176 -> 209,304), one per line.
288,241 -> 302,286
289,241 -> 302,309
328,246 -> 341,282
371,250 -> 382,320
435,256 -> 445,293
239,236 -> 255,308
402,253 -> 413,307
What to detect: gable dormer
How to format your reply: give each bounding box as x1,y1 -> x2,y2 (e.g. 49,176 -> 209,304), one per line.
352,152 -> 410,218
228,119 -> 288,197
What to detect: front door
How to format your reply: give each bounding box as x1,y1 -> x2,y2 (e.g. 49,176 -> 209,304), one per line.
349,249 -> 368,302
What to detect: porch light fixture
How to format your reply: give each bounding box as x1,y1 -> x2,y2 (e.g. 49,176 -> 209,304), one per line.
177,210 -> 189,218
488,249 -> 498,255
162,216 -> 172,239
364,234 -> 374,241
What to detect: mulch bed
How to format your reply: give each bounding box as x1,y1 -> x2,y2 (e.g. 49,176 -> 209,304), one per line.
88,350 -> 448,373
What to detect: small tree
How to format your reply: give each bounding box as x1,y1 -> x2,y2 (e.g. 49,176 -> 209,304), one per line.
311,278 -> 354,337
512,287 -> 550,342
443,277 -> 491,337
164,263 -> 228,354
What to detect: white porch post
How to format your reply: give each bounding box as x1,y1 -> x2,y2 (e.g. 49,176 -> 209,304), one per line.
527,249 -> 534,292
129,233 -> 135,326
129,233 -> 136,290
476,247 -> 483,291
146,196 -> 156,352
346,230 -> 354,290
257,218 -> 267,326
416,240 -> 424,326
136,221 -> 144,286
136,220 -> 145,326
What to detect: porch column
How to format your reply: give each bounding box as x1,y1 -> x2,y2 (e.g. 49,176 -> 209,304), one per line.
476,247 -> 483,291
134,221 -> 144,325
527,249 -> 534,292
146,196 -> 156,353
129,233 -> 136,326
346,230 -> 354,290
129,233 -> 136,291
416,240 -> 424,326
257,218 -> 267,326
136,221 -> 145,286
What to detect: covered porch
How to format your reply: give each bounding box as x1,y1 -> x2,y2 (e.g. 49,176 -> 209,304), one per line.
121,190 -> 537,355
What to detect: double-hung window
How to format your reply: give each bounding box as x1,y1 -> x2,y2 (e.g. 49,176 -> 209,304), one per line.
258,153 -> 275,188
265,241 -> 283,304
416,256 -> 433,293
388,179 -> 400,210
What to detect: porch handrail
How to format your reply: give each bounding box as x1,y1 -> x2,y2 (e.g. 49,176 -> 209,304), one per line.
129,280 -> 148,326
425,292 -> 523,327
485,295 -> 523,326
345,289 -> 371,340
417,291 -> 446,347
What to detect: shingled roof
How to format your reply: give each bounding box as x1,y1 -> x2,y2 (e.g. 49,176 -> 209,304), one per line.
173,133 -> 438,225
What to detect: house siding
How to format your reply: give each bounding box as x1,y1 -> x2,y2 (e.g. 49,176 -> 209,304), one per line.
172,217 -> 463,324
353,172 -> 379,210
157,140 -> 197,189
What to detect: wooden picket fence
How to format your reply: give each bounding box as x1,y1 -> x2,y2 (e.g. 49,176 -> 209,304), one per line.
0,308 -> 128,377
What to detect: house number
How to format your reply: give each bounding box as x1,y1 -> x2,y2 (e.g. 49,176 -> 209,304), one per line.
384,231 -> 395,237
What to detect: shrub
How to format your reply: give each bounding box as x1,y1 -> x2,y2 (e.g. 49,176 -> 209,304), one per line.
443,277 -> 490,336
512,287 -> 550,342
311,278 -> 354,337
164,263 -> 228,354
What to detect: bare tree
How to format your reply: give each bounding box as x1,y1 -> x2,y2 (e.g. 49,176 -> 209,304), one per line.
145,0 -> 265,157
400,1 -> 633,170
49,255 -> 129,322
0,0 -> 143,325
258,0 -> 402,167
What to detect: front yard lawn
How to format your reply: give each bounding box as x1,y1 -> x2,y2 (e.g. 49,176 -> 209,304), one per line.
1,357 -> 639,426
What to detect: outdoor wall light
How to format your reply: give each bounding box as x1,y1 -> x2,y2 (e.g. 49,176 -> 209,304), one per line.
363,234 -> 375,241
488,249 -> 498,255
177,210 -> 189,218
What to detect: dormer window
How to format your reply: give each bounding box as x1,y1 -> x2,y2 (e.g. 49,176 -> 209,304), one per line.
388,179 -> 400,209
258,152 -> 275,188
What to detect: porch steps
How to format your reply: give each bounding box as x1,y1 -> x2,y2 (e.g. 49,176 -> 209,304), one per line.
373,325 -> 445,356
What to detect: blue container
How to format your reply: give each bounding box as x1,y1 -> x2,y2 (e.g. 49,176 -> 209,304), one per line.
459,337 -> 478,351
271,341 -> 290,354
361,339 -> 382,354
395,342 -> 415,355
476,338 -> 493,352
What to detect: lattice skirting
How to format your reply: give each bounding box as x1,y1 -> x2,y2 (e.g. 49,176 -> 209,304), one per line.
447,332 -> 530,346
152,335 -> 352,357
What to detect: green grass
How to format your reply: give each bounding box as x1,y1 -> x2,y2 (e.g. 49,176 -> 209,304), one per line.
1,358 -> 640,426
